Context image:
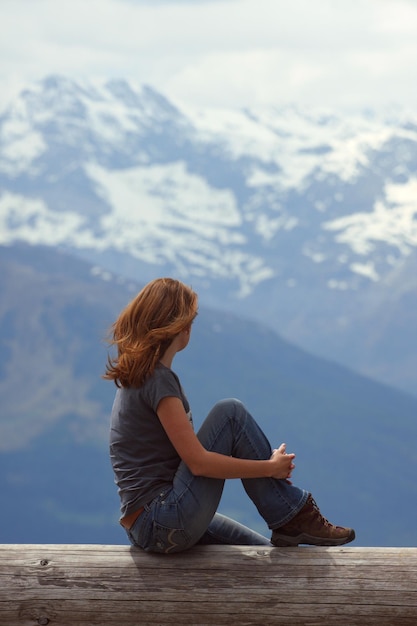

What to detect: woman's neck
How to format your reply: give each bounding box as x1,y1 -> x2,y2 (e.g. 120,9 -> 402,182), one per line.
159,329 -> 189,369
159,339 -> 178,369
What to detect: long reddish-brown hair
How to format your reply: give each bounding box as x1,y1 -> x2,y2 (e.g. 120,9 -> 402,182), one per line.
104,277 -> 198,388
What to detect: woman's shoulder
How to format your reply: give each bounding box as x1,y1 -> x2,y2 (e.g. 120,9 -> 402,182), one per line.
150,363 -> 181,387
138,363 -> 184,408
117,364 -> 181,399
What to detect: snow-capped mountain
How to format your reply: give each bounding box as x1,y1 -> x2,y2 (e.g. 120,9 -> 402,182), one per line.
0,76 -> 416,394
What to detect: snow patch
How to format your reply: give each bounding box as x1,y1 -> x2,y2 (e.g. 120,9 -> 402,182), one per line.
327,279 -> 349,290
350,262 -> 379,281
85,161 -> 273,294
0,192 -> 88,245
322,178 -> 417,256
0,118 -> 46,176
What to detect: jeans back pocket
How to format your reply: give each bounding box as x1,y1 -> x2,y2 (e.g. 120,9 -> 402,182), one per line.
148,521 -> 191,553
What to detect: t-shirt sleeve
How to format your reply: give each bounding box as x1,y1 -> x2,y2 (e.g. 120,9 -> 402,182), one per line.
142,367 -> 184,414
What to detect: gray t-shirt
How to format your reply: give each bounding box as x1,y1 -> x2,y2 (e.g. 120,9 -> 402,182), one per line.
109,363 -> 191,518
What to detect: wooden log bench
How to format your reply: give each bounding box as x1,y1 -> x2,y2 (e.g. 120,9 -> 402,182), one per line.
1,544 -> 416,625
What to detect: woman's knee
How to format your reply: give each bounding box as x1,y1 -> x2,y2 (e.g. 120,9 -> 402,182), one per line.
212,398 -> 245,414
208,398 -> 250,426
201,398 -> 250,437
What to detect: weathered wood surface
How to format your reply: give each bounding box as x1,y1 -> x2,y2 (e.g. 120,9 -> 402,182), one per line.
1,544 -> 416,625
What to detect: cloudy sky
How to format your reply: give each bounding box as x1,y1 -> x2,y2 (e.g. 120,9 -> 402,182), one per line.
1,0 -> 417,112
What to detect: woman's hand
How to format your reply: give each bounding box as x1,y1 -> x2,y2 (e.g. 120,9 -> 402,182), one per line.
269,443 -> 295,480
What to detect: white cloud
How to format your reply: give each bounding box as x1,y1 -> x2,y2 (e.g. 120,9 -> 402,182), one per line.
0,0 -> 416,111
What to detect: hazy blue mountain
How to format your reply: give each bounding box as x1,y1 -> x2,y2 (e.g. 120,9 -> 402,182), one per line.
0,76 -> 416,395
1,244 -> 416,546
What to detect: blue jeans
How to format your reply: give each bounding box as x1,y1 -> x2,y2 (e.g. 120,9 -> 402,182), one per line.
126,399 -> 308,553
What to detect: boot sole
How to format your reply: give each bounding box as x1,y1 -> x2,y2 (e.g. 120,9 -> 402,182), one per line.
272,529 -> 355,547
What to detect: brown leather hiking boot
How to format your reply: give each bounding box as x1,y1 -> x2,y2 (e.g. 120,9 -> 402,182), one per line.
271,494 -> 355,547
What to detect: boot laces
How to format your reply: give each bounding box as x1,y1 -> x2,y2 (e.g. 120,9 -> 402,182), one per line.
310,496 -> 332,528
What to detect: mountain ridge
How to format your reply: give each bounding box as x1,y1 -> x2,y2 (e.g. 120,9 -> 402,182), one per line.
0,75 -> 416,395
